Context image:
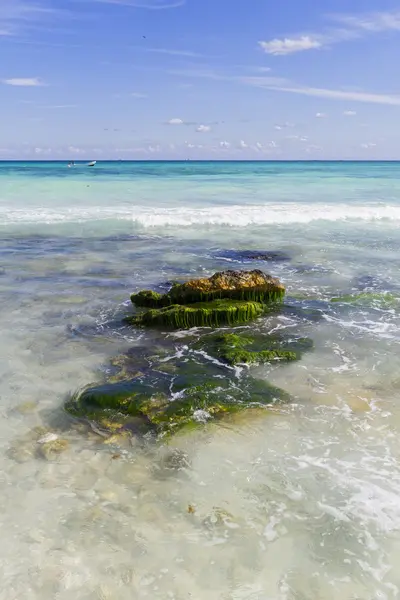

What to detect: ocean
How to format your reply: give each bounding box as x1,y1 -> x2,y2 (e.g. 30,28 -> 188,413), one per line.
1,160 -> 400,599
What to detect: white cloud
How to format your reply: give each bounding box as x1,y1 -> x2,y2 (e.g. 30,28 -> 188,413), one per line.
196,124 -> 211,133
258,10 -> 400,58
361,142 -> 377,148
2,77 -> 44,86
239,140 -> 248,149
274,122 -> 294,130
268,141 -> 278,148
316,112 -> 327,118
255,142 -> 263,151
259,36 -> 322,56
343,110 -> 357,116
219,141 -> 230,149
68,146 -> 85,154
168,118 -> 184,125
148,144 -> 161,153
258,30 -> 357,57
130,92 -> 147,98
34,147 -> 52,155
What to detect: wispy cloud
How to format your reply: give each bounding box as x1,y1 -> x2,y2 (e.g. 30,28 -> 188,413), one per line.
331,11 -> 400,32
168,118 -> 184,125
130,92 -> 147,98
40,104 -> 77,109
343,110 -> 357,116
0,0 -> 68,37
88,0 -> 184,9
259,36 -> 322,56
2,77 -> 45,86
258,10 -> 400,56
145,47 -> 202,58
361,142 -> 377,148
316,112 -> 327,118
274,121 -> 294,130
266,84 -> 400,106
171,68 -> 400,107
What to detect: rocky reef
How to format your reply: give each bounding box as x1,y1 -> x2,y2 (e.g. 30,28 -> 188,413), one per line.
65,269 -> 313,441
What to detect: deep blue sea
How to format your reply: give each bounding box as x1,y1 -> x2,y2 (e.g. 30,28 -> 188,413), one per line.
1,161 -> 400,599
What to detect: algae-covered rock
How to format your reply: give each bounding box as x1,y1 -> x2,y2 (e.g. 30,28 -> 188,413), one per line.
65,378 -> 171,435
198,331 -> 313,366
126,300 -> 265,329
66,373 -> 291,437
130,270 -> 285,309
213,333 -> 297,365
168,269 -> 285,304
130,290 -> 165,308
128,270 -> 284,329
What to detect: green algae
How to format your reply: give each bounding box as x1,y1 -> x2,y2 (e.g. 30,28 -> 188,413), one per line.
198,332 -> 313,366
331,292 -> 400,308
126,299 -> 265,329
167,286 -> 284,306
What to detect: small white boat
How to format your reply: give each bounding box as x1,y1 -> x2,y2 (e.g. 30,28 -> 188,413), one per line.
87,161 -> 96,167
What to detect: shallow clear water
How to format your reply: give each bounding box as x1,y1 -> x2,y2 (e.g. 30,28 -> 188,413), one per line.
1,160 -> 400,599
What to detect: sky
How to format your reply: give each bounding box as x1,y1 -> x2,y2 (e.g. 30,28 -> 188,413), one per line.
1,0 -> 400,159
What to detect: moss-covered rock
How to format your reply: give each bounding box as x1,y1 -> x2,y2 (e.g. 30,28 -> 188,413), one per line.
126,299 -> 266,329
130,270 -> 285,309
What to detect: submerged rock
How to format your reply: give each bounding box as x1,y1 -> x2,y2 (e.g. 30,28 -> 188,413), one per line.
216,249 -> 291,263
37,438 -> 69,461
129,269 -> 285,329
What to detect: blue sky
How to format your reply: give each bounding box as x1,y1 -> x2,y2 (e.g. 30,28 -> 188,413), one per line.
1,0 -> 400,159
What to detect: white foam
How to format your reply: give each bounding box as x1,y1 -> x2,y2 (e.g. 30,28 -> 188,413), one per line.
2,202 -> 400,227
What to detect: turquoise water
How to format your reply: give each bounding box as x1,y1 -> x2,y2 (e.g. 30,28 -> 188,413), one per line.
1,161 -> 400,599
